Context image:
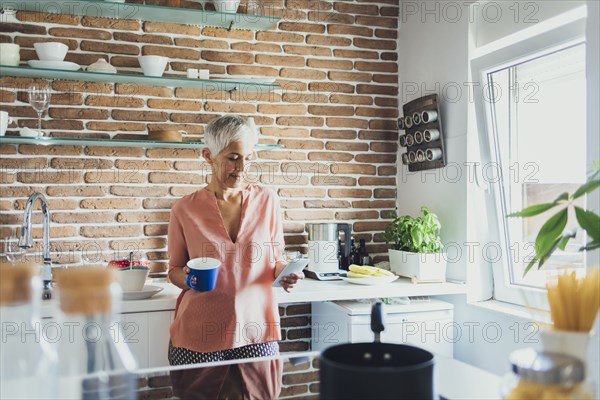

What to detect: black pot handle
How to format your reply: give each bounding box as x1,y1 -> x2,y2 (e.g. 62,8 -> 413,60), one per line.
371,302 -> 385,342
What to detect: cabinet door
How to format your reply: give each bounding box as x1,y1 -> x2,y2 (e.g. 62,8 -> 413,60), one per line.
120,313 -> 149,369
147,311 -> 172,368
350,311 -> 454,358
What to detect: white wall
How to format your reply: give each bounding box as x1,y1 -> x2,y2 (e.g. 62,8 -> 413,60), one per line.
397,1 -> 470,283
397,0 -> 599,376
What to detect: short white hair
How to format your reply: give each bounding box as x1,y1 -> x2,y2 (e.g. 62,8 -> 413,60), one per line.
204,115 -> 258,155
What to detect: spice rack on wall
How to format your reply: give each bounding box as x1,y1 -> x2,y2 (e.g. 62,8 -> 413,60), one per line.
398,94 -> 446,172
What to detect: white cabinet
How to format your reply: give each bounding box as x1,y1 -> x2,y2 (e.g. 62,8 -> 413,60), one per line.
312,299 -> 454,358
120,310 -> 173,369
147,311 -> 174,368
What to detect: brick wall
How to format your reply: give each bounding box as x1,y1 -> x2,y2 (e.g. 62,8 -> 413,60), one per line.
0,0 -> 398,392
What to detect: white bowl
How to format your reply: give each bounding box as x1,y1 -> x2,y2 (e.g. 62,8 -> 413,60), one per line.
34,42 -> 68,62
19,127 -> 40,137
116,268 -> 149,292
213,0 -> 240,13
138,55 -> 168,77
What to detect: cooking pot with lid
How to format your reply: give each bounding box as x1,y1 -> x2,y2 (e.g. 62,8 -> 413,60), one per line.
319,303 -> 435,400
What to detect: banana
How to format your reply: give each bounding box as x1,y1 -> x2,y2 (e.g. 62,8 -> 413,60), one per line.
349,264 -> 377,275
347,271 -> 371,278
349,264 -> 395,277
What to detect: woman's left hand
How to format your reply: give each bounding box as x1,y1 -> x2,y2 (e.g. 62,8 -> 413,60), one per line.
279,271 -> 304,293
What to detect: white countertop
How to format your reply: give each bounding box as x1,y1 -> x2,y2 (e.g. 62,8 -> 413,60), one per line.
41,278 -> 466,318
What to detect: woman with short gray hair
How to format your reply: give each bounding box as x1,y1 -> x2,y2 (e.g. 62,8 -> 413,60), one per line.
167,115 -> 302,398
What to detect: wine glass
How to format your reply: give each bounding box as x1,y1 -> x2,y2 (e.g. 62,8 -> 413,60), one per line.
1,236 -> 25,264
27,84 -> 51,136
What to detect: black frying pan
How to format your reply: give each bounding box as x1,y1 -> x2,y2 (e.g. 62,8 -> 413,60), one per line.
320,302 -> 435,400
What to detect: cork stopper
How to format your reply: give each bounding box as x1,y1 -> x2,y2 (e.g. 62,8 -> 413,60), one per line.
54,267 -> 117,315
0,263 -> 40,305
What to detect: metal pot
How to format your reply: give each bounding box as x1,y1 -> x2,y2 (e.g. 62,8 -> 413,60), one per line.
320,303 -> 435,400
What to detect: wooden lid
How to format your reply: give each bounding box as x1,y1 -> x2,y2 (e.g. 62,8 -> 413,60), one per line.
0,263 -> 40,305
148,130 -> 183,142
55,267 -> 116,315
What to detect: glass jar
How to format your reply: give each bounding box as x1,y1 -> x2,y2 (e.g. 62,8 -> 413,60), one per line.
54,267 -> 137,400
0,263 -> 58,399
502,348 -> 595,400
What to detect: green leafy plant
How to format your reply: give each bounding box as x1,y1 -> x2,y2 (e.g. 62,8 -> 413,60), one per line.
383,207 -> 443,253
509,165 -> 600,276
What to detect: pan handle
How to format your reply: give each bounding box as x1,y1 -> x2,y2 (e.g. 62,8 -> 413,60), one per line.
371,302 -> 385,342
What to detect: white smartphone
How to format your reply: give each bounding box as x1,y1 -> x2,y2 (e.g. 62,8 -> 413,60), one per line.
273,258 -> 309,287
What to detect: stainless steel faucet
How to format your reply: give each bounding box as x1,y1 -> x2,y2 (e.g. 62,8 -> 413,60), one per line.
18,192 -> 52,300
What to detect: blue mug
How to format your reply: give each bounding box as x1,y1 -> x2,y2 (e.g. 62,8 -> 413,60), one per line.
186,257 -> 221,292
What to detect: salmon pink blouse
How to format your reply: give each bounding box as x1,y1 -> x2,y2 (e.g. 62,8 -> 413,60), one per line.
168,185 -> 285,353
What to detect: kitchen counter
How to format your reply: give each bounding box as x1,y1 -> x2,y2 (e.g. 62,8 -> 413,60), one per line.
40,278 -> 466,318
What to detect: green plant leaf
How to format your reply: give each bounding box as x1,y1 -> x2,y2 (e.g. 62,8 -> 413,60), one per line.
572,178 -> 600,199
574,206 -> 600,243
553,192 -> 569,203
558,229 -> 577,251
523,257 -> 538,277
581,241 -> 600,251
535,208 -> 568,257
508,203 -> 557,217
537,236 -> 563,270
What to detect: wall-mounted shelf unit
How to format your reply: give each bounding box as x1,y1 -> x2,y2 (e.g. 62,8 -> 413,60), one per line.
0,136 -> 283,150
0,66 -> 278,93
0,0 -> 280,31
398,94 -> 447,172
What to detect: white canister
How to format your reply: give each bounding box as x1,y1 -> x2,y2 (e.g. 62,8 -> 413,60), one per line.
0,111 -> 14,136
0,43 -> 20,66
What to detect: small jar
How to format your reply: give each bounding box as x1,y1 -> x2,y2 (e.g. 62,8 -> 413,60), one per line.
502,348 -> 594,400
0,263 -> 58,399
55,267 -> 137,400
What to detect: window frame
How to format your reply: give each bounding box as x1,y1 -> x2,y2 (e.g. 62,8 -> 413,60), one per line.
470,18 -> 587,307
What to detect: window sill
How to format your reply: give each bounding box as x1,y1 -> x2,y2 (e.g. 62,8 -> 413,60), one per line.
468,299 -> 552,324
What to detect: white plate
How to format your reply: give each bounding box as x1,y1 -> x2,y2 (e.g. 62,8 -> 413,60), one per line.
211,75 -> 276,84
123,285 -> 164,300
340,275 -> 399,285
28,60 -> 81,71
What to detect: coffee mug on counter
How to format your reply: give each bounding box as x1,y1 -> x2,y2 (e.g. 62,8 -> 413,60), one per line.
186,257 -> 221,292
0,43 -> 20,66
0,111 -> 14,136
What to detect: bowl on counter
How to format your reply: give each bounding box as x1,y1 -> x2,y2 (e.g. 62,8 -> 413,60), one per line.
109,258 -> 150,292
34,42 -> 68,62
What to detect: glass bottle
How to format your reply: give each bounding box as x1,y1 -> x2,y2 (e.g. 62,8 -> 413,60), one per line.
0,262 -> 58,399
55,267 -> 137,400
358,239 -> 371,266
502,348 -> 594,400
347,237 -> 356,267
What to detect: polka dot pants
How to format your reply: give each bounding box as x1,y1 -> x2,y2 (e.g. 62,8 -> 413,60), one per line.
169,341 -> 280,366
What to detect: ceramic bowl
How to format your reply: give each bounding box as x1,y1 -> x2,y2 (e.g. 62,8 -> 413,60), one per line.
116,268 -> 149,292
213,0 -> 240,13
19,127 -> 40,137
138,55 -> 168,77
34,42 -> 68,62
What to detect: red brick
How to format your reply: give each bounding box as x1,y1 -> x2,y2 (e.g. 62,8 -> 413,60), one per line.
358,177 -> 396,186
311,129 -> 357,140
306,35 -> 351,47
355,15 -> 397,28
114,32 -> 172,45
308,152 -> 353,162
326,118 -> 368,129
354,38 -> 396,50
327,24 -> 373,37
202,50 -> 253,64
333,49 -> 379,60
256,54 -> 305,67
283,45 -> 332,57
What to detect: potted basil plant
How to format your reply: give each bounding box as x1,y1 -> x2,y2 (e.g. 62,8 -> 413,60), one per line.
383,207 -> 446,283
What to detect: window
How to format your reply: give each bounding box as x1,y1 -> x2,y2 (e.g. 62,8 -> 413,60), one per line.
486,44 -> 587,289
470,14 -> 590,307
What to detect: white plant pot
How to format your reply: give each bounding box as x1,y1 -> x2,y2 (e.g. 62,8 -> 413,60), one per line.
388,249 -> 446,283
539,329 -> 590,363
